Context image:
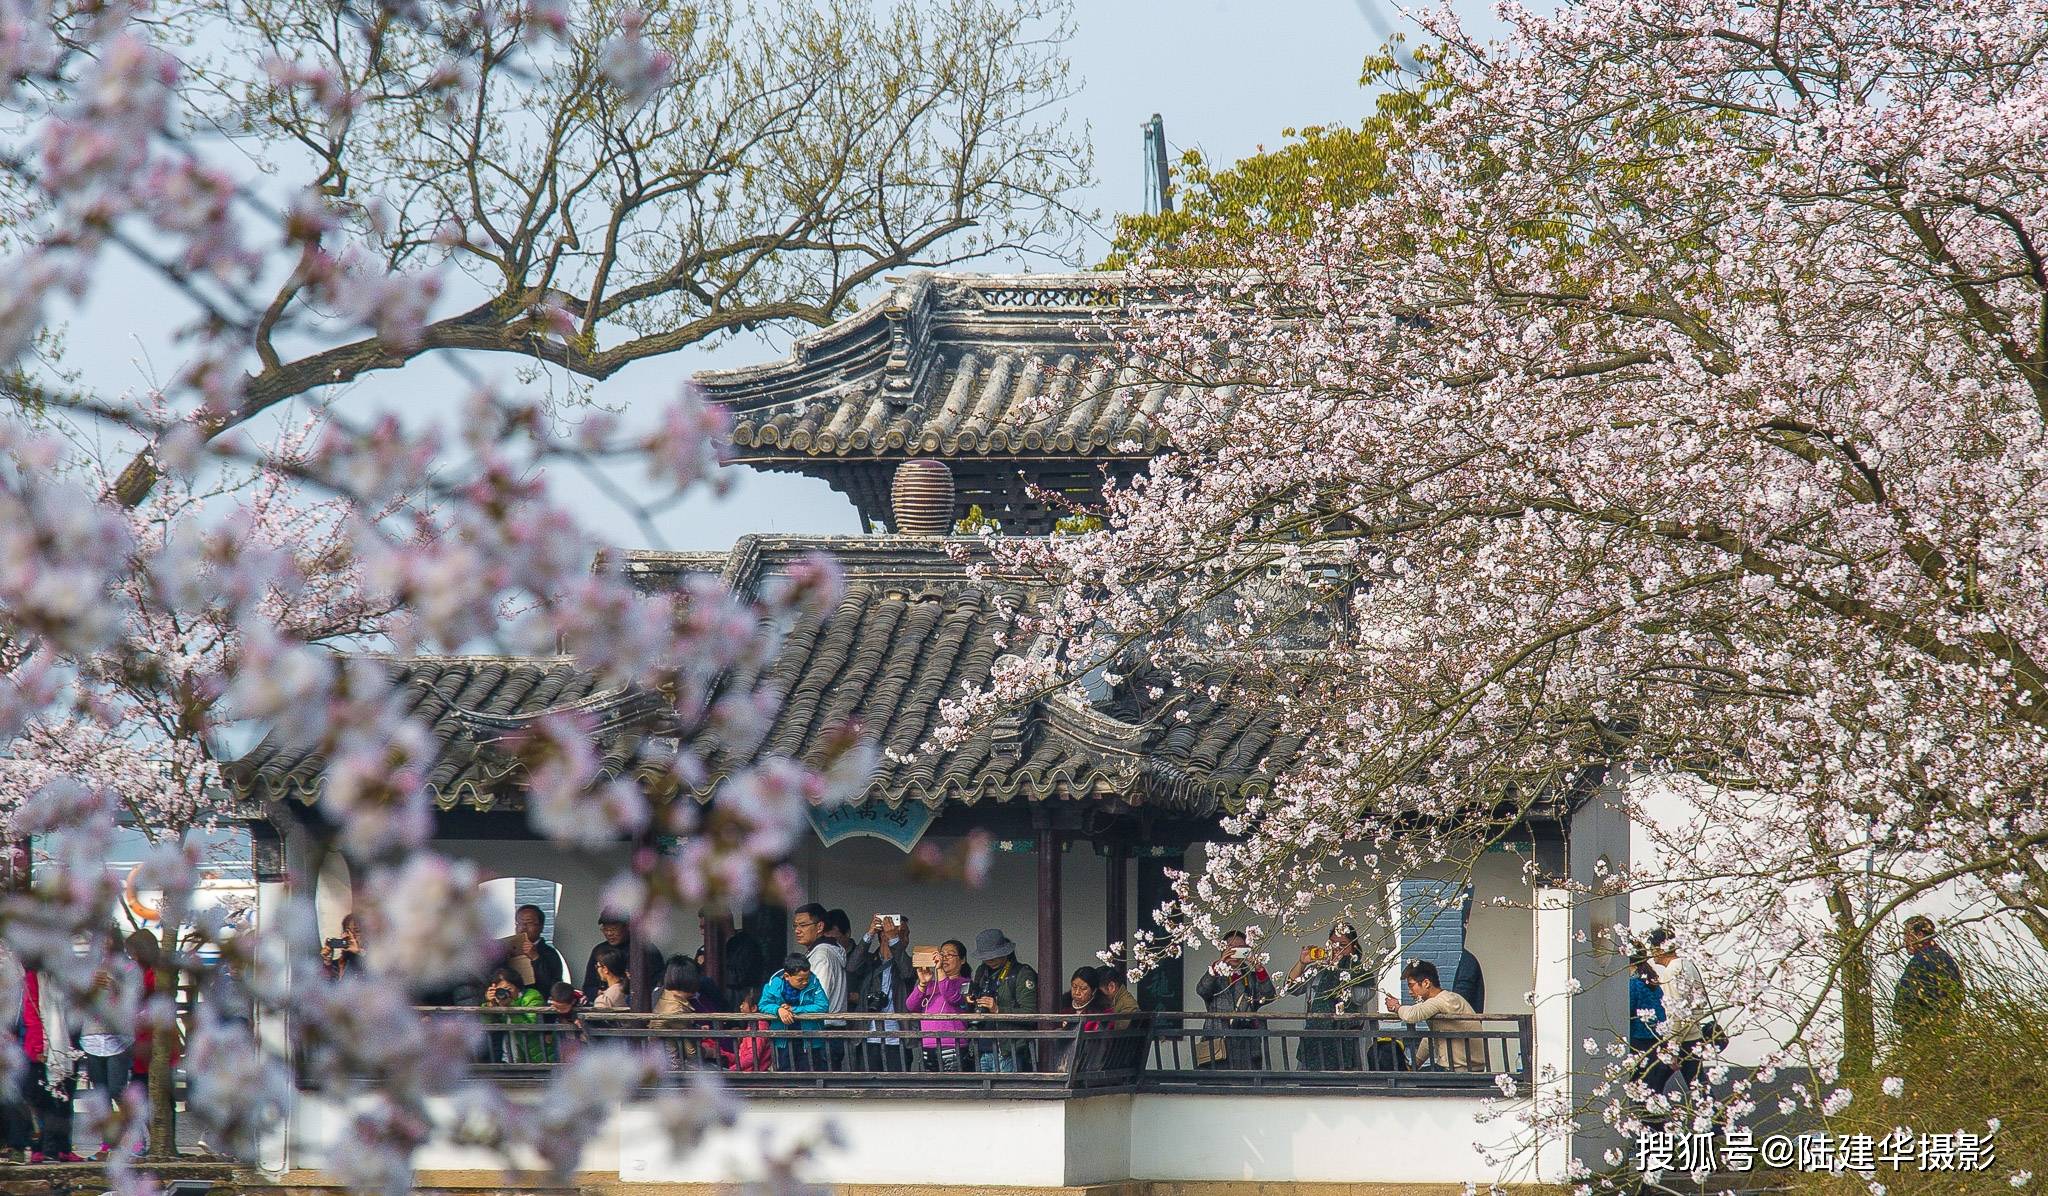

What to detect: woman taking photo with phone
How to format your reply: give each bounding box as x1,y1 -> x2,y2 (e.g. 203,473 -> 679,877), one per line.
905,938 -> 973,1072
1196,930 -> 1276,1069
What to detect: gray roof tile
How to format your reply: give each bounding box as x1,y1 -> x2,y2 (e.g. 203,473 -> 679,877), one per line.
226,537 -> 1293,818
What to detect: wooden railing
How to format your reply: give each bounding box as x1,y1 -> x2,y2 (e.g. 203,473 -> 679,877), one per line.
431,1009 -> 1533,1098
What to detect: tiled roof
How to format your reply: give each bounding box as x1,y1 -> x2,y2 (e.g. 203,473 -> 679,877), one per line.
704,273 -> 1182,462
698,274 -> 1200,534
225,537 -> 1293,818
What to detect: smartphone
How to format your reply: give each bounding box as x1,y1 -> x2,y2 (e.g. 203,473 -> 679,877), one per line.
1307,946 -> 1329,962
911,947 -> 939,969
881,914 -> 904,927
1228,946 -> 1252,961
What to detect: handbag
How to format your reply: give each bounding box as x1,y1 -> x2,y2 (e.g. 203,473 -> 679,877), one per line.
1193,1036 -> 1227,1067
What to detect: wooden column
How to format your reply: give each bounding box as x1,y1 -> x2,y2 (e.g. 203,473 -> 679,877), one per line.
702,910 -> 734,989
1135,845 -> 1187,1012
1034,809 -> 1062,1014
1105,841 -> 1129,960
628,828 -> 653,1012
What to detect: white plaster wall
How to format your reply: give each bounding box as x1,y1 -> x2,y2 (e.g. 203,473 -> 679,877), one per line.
1127,1093 -> 1516,1185
313,851 -> 352,939
1062,1093 -> 1132,1186
254,877 -> 294,1174
289,1092 -> 622,1176
617,1098 -> 1071,1187
1531,888 -> 1573,1185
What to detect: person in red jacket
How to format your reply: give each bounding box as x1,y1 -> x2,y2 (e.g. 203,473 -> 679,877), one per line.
5,956 -> 83,1163
125,932 -> 177,1091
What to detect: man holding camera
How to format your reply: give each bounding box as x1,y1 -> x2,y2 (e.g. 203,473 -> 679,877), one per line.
847,913 -> 916,1071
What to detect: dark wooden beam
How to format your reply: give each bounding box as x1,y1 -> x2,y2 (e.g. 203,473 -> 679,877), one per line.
1135,846 -> 1186,1012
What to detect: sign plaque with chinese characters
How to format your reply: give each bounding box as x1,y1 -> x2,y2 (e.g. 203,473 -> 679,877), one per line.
806,801 -> 937,852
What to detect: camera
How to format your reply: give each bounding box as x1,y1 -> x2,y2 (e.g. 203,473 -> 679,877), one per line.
326,937 -> 348,950
969,975 -> 997,1003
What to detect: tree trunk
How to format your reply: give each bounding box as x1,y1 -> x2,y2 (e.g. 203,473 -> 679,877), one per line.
1824,876 -> 1876,1076
146,922 -> 177,1159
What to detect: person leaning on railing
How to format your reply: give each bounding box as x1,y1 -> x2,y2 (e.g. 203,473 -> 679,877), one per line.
537,982 -> 582,1063
653,957 -> 721,1069
1383,959 -> 1486,1072
732,988 -> 774,1072
760,953 -> 832,1071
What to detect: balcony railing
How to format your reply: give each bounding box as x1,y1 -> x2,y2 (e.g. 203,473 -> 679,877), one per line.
432,1009 -> 1533,1098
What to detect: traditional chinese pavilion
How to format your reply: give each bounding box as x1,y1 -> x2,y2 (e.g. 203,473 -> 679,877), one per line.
230,272 -> 1629,1191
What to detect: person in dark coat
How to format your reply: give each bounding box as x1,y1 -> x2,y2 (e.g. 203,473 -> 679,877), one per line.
968,928 -> 1039,1072
723,929 -> 768,995
1892,914 -> 1963,1038
846,913 -> 916,1071
1451,948 -> 1486,1013
1195,930 -> 1277,1069
1283,921 -> 1371,1071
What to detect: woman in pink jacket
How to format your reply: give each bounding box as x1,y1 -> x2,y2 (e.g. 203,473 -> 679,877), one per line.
904,939 -> 972,1072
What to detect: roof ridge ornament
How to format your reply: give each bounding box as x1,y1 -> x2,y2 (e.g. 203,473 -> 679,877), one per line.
881,275 -> 938,405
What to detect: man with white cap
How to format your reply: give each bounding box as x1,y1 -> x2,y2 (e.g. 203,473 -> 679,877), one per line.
967,928 -> 1038,1072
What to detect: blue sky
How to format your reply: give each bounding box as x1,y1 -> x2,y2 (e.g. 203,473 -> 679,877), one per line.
58,0 -> 1511,550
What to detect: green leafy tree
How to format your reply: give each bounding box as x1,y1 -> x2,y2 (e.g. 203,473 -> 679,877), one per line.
1102,49 -> 1431,268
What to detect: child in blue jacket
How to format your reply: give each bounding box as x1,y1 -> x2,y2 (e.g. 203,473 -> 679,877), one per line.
1628,954 -> 1666,1081
759,953 -> 831,1070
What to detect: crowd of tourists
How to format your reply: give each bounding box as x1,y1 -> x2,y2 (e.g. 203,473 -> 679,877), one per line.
0,928 -> 175,1163
402,901 -> 1509,1077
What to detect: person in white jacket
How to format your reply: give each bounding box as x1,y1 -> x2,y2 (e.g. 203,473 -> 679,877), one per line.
0,948 -> 82,1162
1643,928 -> 1713,1101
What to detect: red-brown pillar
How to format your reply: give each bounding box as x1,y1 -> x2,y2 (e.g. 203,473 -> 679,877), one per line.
1034,809 -> 1062,1014
702,910 -> 734,988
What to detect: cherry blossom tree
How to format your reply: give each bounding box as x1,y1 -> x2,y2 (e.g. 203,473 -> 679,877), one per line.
959,0 -> 2048,1185
0,0 -> 1024,1186
0,409 -> 406,1153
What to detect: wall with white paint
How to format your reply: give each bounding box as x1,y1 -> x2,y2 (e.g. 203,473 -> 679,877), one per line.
289,1087 -> 1539,1188
1127,1092 -> 1523,1185
614,1091 -> 1525,1188
615,1097 -> 1074,1187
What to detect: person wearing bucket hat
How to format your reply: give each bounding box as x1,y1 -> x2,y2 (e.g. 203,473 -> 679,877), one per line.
968,928 -> 1038,1072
